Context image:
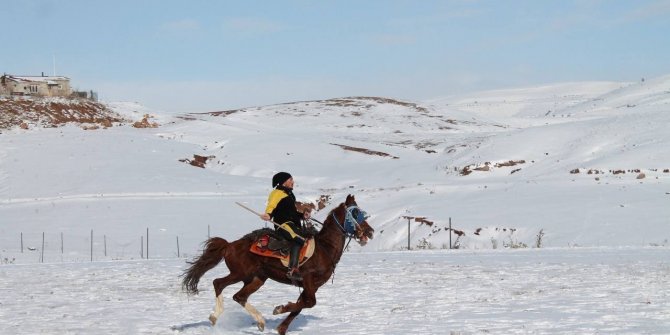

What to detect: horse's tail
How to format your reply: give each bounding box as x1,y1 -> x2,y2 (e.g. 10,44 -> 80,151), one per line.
181,237 -> 229,296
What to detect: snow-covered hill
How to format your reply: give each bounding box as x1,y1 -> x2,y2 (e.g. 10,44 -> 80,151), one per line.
1,76 -> 669,264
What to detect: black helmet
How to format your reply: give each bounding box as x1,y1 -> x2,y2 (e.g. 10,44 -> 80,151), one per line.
272,172 -> 292,188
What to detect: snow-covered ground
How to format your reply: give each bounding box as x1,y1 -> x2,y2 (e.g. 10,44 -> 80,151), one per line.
1,75 -> 670,333
0,247 -> 668,334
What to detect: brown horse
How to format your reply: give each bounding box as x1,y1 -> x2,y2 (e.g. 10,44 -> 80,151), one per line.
181,195 -> 374,335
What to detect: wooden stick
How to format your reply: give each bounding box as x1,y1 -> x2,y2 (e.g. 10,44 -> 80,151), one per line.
235,202 -> 305,241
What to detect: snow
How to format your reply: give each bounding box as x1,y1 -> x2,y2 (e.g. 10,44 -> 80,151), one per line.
425,81 -> 629,121
1,74 -> 670,333
0,248 -> 668,334
4,75 -> 70,83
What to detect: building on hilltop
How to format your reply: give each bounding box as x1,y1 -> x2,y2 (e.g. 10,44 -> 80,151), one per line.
0,73 -> 72,97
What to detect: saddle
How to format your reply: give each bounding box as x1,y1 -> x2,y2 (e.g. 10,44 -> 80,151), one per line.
249,230 -> 315,267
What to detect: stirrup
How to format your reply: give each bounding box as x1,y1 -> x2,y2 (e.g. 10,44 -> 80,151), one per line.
286,268 -> 303,281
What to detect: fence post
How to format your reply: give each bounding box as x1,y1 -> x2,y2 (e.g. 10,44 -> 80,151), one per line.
176,236 -> 180,258
104,235 -> 107,257
41,232 -> 45,263
61,232 -> 64,254
402,216 -> 413,250
449,217 -> 452,249
141,236 -> 144,259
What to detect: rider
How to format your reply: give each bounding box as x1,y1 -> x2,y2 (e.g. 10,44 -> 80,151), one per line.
261,172 -> 310,281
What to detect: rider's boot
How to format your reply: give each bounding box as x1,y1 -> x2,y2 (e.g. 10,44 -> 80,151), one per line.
286,244 -> 303,281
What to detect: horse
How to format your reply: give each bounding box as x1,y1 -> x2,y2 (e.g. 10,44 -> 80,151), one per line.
181,194 -> 375,335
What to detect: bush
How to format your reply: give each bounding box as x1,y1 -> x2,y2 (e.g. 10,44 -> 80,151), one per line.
535,229 -> 545,248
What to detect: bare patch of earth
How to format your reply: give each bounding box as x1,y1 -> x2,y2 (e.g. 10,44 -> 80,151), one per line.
331,143 -> 399,159
460,160 -> 526,176
0,97 -> 128,130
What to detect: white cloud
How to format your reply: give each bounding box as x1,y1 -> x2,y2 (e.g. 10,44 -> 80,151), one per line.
160,19 -> 202,34
369,33 -> 416,47
624,0 -> 670,22
222,17 -> 284,35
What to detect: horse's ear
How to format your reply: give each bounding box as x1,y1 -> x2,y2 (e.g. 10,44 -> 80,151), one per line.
345,194 -> 355,205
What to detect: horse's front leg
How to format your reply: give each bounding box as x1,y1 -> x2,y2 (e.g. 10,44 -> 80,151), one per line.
272,288 -> 317,335
277,311 -> 301,335
273,289 -> 316,315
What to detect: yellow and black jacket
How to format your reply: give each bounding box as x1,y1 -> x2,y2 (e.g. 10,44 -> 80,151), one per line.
264,186 -> 303,240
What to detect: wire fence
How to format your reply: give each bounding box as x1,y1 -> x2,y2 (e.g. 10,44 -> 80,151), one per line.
1,226 -> 214,265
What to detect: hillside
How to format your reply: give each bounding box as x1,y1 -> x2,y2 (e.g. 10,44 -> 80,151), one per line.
0,96 -> 129,130
1,76 -> 669,264
165,82 -> 670,251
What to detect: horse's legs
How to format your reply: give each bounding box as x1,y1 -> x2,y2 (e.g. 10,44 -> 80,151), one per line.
233,276 -> 267,331
273,286 -> 317,334
277,311 -> 302,335
209,274 -> 241,325
273,287 -> 316,315
209,294 -> 224,325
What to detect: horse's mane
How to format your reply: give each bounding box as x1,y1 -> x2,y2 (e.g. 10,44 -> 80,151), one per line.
317,203 -> 345,235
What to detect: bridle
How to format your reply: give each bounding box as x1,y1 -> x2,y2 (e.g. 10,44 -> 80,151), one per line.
330,205 -> 369,240
315,203 -> 370,283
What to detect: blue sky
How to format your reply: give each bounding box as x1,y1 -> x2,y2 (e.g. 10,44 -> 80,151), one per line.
2,0 -> 669,113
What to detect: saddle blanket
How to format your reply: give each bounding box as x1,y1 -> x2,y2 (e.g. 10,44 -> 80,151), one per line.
250,235 -> 315,267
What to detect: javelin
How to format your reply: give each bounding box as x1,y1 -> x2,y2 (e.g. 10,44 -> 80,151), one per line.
235,202 -> 305,241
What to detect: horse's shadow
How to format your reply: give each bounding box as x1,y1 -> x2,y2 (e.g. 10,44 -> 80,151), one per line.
170,320 -> 210,332
172,310 -> 320,334
266,313 -> 320,333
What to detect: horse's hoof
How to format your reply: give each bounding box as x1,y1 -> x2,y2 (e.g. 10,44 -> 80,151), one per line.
277,325 -> 287,335
209,314 -> 217,325
273,305 -> 283,315
257,320 -> 265,331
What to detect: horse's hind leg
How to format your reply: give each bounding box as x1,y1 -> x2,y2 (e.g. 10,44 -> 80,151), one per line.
209,294 -> 224,325
233,276 -> 267,331
209,274 -> 241,325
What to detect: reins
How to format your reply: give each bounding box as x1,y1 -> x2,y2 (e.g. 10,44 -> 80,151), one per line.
327,209 -> 358,283
308,205 -> 368,284
329,211 -> 356,246
309,212 -> 356,249
305,210 -> 353,284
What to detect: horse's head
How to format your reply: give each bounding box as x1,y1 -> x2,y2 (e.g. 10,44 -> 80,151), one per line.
342,194 -> 375,246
